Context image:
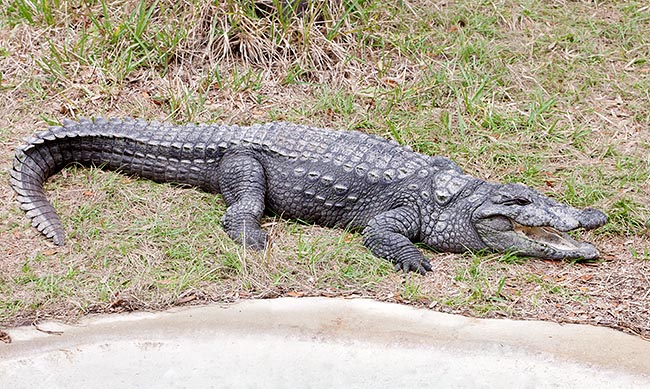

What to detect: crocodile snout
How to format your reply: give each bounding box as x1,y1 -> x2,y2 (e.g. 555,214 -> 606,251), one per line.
579,208 -> 608,230
551,206 -> 608,232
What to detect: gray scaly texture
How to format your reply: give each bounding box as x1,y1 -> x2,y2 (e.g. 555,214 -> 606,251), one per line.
10,118 -> 608,274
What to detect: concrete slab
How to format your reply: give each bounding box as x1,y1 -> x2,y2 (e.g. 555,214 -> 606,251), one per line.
1,297 -> 649,388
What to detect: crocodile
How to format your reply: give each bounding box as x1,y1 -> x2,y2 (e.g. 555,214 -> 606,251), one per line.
10,118 -> 607,274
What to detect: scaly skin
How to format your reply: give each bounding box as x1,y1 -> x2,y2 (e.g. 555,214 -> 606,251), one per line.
10,118 -> 608,274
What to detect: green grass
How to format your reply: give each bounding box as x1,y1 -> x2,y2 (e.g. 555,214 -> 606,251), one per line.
0,0 -> 649,333
443,253 -> 514,314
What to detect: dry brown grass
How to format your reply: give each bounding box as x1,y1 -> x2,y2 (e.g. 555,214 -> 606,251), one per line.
1,0 -> 648,339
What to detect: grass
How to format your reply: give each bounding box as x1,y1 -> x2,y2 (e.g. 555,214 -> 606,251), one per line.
0,0 -> 649,337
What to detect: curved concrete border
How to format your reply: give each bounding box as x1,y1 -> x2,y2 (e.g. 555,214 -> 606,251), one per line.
1,297 -> 649,388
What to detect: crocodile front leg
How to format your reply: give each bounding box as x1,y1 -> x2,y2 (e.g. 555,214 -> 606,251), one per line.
217,150 -> 268,249
362,206 -> 432,274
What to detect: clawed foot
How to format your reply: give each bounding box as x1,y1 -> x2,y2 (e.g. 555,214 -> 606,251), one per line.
394,257 -> 432,275
232,228 -> 268,250
221,213 -> 268,250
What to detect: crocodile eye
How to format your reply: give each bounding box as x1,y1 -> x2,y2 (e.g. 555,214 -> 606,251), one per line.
502,198 -> 532,206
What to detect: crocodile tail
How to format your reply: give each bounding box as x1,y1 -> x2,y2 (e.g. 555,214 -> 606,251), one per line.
10,133 -> 67,245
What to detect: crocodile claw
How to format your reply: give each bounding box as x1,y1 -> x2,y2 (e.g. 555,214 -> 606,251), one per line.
395,257 -> 433,275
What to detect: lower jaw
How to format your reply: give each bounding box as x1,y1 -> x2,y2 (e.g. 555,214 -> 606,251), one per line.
529,241 -> 600,260
514,224 -> 600,260
484,241 -> 600,260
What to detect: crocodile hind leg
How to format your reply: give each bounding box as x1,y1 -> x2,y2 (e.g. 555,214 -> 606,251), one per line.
216,150 -> 268,249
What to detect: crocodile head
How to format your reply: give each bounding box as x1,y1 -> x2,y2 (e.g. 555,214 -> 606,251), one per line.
472,183 -> 607,260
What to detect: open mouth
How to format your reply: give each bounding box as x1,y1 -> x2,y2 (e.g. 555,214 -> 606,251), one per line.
474,216 -> 600,260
